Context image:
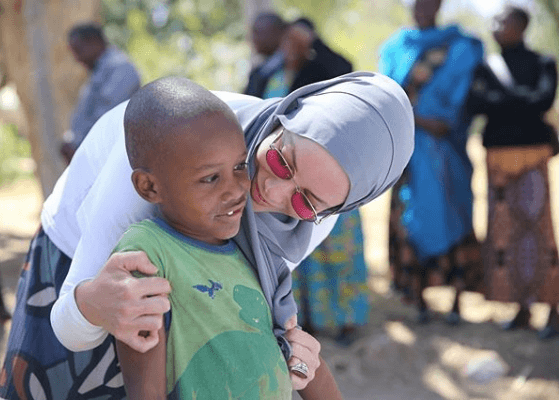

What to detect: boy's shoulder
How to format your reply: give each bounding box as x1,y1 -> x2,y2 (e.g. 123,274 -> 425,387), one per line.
113,219 -> 167,271
117,219 -> 163,247
115,218 -> 246,276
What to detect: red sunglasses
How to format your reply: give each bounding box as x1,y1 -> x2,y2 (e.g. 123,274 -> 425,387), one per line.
265,129 -> 330,224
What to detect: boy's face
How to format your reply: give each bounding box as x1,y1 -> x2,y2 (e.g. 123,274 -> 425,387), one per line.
151,112 -> 250,245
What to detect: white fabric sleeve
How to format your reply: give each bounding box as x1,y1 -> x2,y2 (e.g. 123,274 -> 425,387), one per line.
285,215 -> 338,271
42,102 -> 130,258
51,125 -> 156,350
50,280 -> 109,352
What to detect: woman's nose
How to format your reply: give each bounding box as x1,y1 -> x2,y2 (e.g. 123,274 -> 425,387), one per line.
262,174 -> 294,204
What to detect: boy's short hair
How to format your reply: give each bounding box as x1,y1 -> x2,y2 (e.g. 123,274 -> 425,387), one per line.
124,76 -> 239,169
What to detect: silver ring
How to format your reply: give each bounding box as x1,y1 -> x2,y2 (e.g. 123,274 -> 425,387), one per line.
290,362 -> 309,379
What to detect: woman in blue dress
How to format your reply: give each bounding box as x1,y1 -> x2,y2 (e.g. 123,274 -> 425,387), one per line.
380,0 -> 484,323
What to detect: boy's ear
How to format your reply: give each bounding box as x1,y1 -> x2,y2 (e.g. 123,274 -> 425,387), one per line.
132,169 -> 162,204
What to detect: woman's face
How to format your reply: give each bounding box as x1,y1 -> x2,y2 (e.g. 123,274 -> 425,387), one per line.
251,127 -> 350,220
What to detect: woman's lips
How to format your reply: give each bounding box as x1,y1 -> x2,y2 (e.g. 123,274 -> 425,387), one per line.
252,181 -> 267,205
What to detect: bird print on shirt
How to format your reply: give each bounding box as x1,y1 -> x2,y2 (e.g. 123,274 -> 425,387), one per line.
192,280 -> 223,299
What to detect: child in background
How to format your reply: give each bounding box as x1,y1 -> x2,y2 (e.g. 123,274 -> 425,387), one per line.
114,76 -> 296,399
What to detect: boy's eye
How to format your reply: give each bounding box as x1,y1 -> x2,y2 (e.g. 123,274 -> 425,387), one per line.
201,174 -> 219,183
235,162 -> 248,171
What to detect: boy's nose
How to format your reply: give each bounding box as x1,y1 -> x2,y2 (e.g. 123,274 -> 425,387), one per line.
223,175 -> 250,203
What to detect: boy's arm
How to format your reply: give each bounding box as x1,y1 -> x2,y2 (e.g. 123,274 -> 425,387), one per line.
298,357 -> 344,400
115,317 -> 167,399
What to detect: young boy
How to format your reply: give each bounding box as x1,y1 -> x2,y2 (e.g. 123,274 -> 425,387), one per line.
113,76 -> 293,399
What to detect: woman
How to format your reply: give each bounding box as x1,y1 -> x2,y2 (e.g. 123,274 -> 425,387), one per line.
379,0 -> 484,323
0,72 -> 414,399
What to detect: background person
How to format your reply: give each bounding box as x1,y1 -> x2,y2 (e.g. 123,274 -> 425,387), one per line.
60,23 -> 141,163
245,15 -> 354,101
466,6 -> 559,339
281,17 -> 353,93
243,12 -> 287,99
380,0 -> 484,324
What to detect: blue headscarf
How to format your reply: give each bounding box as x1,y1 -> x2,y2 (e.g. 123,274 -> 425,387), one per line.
232,72 -> 414,357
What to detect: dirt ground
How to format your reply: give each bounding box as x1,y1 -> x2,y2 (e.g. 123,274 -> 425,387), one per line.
0,135 -> 558,400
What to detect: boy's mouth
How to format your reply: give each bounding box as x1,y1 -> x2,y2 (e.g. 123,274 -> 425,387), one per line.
224,207 -> 243,217
220,199 -> 246,218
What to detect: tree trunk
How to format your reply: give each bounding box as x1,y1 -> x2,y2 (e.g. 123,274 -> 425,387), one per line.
0,0 -> 101,197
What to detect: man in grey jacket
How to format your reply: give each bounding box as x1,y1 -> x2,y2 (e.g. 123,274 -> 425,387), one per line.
61,23 -> 141,163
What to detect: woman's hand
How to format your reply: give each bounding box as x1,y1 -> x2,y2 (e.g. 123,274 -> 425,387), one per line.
75,251 -> 171,353
284,315 -> 321,390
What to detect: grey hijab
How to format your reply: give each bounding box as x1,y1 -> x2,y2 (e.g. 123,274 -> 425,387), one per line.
232,72 -> 414,357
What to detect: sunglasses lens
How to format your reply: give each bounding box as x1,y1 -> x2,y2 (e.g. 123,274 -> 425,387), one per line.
291,192 -> 316,221
266,149 -> 292,179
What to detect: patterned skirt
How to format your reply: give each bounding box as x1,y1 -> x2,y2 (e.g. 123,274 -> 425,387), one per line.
292,209 -> 370,331
483,145 -> 558,307
0,228 -> 125,399
389,173 -> 484,305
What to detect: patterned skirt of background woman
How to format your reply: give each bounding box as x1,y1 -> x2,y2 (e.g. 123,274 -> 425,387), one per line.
483,145 -> 558,308
292,209 -> 370,332
0,227 -> 125,400
389,174 -> 484,306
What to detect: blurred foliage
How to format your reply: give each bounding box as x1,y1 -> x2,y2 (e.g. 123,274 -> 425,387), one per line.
527,0 -> 559,58
102,0 -> 249,91
0,124 -> 33,187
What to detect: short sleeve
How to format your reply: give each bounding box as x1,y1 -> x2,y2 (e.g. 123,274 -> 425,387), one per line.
112,223 -> 166,279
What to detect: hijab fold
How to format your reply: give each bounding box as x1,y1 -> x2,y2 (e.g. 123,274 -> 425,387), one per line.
232,72 -> 414,358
